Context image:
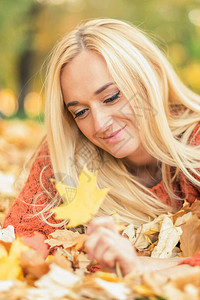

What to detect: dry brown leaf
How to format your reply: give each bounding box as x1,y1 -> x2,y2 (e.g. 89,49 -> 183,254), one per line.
75,234 -> 88,251
172,199 -> 200,224
189,199 -> 200,218
74,275 -> 112,300
77,252 -> 91,271
151,215 -> 182,258
50,250 -> 73,272
136,241 -> 158,257
45,229 -> 89,254
180,214 -> 200,257
136,249 -> 151,257
172,200 -> 193,224
45,229 -> 80,249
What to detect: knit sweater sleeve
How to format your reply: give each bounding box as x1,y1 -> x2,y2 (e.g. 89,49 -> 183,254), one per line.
3,140 -> 63,238
179,123 -> 200,266
179,123 -> 200,205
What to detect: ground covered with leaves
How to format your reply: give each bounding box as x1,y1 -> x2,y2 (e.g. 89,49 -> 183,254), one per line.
0,119 -> 200,300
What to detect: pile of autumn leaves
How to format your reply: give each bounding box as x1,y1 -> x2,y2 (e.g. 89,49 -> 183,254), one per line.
0,167 -> 200,299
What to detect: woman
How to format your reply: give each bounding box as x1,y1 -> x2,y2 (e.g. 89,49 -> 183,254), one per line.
4,18 -> 200,275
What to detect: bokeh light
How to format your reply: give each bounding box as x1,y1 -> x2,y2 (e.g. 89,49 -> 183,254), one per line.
24,92 -> 44,117
188,9 -> 200,27
0,89 -> 18,117
168,43 -> 187,65
0,0 -> 199,119
181,62 -> 200,89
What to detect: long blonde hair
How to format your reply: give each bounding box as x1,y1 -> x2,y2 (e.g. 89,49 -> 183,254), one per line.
44,18 -> 200,226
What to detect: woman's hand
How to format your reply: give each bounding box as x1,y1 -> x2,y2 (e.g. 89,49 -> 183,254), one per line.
84,216 -> 141,276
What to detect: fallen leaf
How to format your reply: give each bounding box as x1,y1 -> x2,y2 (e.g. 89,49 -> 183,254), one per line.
77,252 -> 91,271
151,216 -> 182,258
45,229 -> 80,249
75,234 -> 88,251
124,214 -> 166,251
51,166 -> 109,227
189,199 -> 200,218
116,224 -> 126,232
180,214 -> 200,257
133,284 -> 155,297
0,237 -> 29,280
172,199 -> 200,223
175,212 -> 192,227
27,263 -> 79,299
50,250 -> 73,272
95,278 -> 130,300
75,275 -> 111,299
95,271 -> 121,283
0,225 -> 15,242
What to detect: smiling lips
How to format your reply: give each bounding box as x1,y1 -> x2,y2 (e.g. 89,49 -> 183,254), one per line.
102,125 -> 127,143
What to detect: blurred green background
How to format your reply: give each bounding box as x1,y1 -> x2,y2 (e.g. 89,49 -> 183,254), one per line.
0,0 -> 200,119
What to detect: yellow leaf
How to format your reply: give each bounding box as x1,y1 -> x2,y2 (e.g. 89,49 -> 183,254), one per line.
0,237 -> 29,281
51,166 -> 109,228
96,271 -> 121,282
0,244 -> 8,259
145,229 -> 159,236
0,256 -> 23,281
133,284 -> 154,297
9,237 -> 30,259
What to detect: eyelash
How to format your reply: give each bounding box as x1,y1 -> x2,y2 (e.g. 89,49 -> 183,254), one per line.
73,91 -> 121,119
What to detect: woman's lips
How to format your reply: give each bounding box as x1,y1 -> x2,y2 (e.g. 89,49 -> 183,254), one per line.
103,125 -> 127,143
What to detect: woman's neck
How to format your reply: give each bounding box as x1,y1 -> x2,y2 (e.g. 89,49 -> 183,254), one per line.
122,144 -> 162,188
125,160 -> 162,188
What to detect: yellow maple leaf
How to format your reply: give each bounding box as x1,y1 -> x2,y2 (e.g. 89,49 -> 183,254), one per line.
0,237 -> 30,280
51,166 -> 110,228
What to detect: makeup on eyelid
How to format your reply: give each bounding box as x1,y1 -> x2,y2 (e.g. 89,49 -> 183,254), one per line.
73,90 -> 121,119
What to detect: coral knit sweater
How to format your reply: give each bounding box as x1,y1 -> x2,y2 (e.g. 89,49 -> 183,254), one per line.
3,124 -> 200,266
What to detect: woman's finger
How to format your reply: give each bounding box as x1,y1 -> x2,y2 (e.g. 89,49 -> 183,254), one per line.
85,226 -> 115,260
99,246 -> 117,269
91,231 -> 117,268
86,216 -> 118,235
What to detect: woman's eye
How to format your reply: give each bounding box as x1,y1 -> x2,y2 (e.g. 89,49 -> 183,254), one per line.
73,91 -> 120,119
104,90 -> 120,103
74,109 -> 88,119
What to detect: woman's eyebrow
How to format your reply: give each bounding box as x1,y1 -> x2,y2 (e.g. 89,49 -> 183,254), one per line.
94,81 -> 115,95
66,81 -> 115,109
66,101 -> 79,109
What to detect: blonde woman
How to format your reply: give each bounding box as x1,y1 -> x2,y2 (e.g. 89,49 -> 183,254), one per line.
4,18 -> 200,275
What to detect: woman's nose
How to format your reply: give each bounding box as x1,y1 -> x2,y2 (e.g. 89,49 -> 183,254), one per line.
92,109 -> 113,135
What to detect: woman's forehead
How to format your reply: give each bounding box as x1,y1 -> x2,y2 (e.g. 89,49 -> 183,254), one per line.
61,51 -> 115,101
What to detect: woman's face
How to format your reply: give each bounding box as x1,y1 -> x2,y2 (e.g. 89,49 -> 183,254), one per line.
61,50 -> 152,166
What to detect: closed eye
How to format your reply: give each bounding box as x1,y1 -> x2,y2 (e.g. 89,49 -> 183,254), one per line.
73,90 -> 121,119
74,108 -> 88,119
104,90 -> 120,103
